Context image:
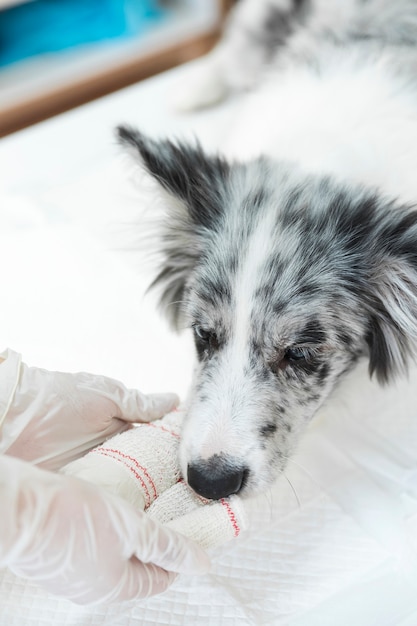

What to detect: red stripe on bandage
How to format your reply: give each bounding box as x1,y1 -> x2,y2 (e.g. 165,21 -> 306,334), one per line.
220,498 -> 241,537
146,422 -> 180,439
91,448 -> 151,506
103,448 -> 158,500
90,448 -> 156,507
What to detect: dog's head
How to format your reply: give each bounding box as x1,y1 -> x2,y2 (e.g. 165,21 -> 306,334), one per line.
118,126 -> 417,499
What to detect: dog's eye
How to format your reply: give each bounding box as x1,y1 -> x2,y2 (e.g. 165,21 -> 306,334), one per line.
284,347 -> 308,362
192,325 -> 219,353
276,346 -> 318,371
193,325 -> 213,342
270,346 -> 323,375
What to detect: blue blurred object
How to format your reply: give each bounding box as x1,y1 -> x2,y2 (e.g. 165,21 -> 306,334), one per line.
0,0 -> 166,67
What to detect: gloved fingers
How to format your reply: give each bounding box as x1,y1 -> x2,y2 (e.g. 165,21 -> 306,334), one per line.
120,391 -> 180,423
70,560 -> 178,606
133,515 -> 211,576
117,559 -> 182,603
76,373 -> 179,423
123,560 -> 177,601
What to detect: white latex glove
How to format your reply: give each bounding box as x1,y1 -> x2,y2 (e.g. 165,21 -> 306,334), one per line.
0,454 -> 210,606
0,349 -> 179,470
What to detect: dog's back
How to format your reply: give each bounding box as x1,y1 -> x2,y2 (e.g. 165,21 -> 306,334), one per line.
191,0 -> 417,203
188,0 -> 417,101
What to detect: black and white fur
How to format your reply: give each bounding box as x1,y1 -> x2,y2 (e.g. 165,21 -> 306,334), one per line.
118,0 -> 417,501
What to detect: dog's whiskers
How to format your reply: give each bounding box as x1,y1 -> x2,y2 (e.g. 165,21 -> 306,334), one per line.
283,456 -> 322,491
262,485 -> 275,521
283,472 -> 301,508
162,299 -> 190,312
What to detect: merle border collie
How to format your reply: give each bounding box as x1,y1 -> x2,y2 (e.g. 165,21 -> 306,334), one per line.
117,0 -> 417,501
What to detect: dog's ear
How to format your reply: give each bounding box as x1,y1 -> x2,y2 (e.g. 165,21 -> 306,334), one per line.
364,209 -> 417,383
116,125 -> 230,329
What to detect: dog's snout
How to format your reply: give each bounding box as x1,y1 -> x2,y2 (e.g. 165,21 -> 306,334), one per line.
187,456 -> 247,500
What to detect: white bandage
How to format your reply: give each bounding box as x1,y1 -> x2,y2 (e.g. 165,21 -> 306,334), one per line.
62,410 -> 248,549
147,481 -> 247,549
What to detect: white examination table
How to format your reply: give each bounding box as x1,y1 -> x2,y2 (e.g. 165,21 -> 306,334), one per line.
1,62 -> 417,626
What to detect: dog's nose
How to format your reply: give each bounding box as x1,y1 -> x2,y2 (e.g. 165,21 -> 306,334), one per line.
187,456 -> 247,500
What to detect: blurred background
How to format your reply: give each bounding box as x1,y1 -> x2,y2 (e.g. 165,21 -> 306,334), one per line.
0,0 -> 232,137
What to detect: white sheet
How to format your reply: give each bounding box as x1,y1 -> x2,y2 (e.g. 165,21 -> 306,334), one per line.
0,62 -> 417,625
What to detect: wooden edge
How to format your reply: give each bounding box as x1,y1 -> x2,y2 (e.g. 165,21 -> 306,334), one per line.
220,0 -> 235,18
0,29 -> 220,138
0,0 -> 236,137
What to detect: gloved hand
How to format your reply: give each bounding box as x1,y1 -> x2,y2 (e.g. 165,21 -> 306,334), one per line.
0,349 -> 179,470
0,454 -> 210,606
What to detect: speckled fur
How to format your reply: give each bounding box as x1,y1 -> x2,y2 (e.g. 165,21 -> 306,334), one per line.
118,0 -> 417,498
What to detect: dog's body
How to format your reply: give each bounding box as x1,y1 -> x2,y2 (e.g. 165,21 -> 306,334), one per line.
119,0 -> 417,500
208,0 -> 417,203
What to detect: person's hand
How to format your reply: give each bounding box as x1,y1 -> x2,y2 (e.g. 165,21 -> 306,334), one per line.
0,455 -> 210,605
0,349 -> 179,470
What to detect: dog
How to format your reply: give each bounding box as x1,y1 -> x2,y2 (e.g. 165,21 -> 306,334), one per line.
117,0 -> 417,501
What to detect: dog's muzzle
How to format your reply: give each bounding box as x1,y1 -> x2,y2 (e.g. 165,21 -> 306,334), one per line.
187,455 -> 248,500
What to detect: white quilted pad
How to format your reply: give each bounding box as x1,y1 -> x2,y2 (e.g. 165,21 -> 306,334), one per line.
1,395 -> 417,625
0,63 -> 417,625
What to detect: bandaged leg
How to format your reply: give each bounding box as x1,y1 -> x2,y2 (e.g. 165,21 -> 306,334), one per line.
62,410 -> 248,549
62,411 -> 182,509
147,481 -> 248,549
